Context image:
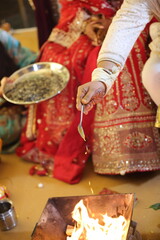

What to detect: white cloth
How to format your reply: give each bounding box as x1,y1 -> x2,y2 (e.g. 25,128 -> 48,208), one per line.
92,0 -> 160,105
98,0 -> 160,67
142,22 -> 160,106
91,67 -> 119,93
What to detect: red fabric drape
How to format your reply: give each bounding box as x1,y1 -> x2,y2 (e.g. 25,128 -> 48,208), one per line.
53,47 -> 100,183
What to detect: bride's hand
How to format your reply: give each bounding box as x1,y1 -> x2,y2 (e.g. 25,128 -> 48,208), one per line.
96,16 -> 112,44
83,14 -> 112,46
83,16 -> 104,46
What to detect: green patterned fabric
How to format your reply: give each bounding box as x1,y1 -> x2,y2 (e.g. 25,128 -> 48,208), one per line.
0,98 -> 25,152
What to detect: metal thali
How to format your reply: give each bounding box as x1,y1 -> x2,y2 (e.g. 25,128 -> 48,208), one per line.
2,62 -> 70,105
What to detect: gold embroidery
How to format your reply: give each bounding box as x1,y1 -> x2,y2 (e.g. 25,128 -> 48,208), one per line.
92,122 -> 160,175
26,104 -> 37,140
123,131 -> 152,149
48,9 -> 90,48
155,105 -> 160,128
93,34 -> 160,174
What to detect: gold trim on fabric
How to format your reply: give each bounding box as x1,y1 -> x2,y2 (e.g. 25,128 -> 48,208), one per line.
26,104 -> 37,140
48,9 -> 90,48
92,122 -> 160,175
155,105 -> 160,128
93,35 -> 160,174
93,154 -> 160,175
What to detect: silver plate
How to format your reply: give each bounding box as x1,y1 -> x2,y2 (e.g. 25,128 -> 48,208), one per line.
2,62 -> 70,105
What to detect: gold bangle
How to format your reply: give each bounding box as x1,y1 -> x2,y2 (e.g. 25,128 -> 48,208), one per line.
155,105 -> 160,128
81,20 -> 88,34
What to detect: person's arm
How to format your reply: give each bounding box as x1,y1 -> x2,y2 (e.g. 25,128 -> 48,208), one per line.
93,0 -> 153,92
97,0 -> 153,68
76,0 -> 153,113
0,29 -> 20,59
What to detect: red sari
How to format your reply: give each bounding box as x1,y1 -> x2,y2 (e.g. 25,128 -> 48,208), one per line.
16,1 -> 160,184
16,0 -> 116,183
91,28 -> 160,175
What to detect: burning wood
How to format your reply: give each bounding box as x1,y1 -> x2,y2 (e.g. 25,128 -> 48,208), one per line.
31,194 -> 135,240
66,200 -> 129,240
66,225 -> 74,236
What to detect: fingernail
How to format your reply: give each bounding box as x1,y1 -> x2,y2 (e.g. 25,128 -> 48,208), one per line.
83,98 -> 88,104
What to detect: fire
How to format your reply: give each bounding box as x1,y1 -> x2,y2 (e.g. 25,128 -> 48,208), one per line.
67,200 -> 128,240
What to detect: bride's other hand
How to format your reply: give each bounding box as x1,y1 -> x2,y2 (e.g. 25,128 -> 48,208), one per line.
83,15 -> 104,46
83,14 -> 112,46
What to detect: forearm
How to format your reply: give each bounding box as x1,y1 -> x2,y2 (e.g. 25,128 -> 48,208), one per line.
91,63 -> 120,94
92,0 -> 153,94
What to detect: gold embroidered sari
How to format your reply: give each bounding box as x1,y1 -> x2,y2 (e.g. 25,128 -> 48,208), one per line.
92,26 -> 160,175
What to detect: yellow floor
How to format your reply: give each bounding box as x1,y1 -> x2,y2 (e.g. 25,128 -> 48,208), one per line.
12,27 -> 39,53
0,153 -> 160,240
0,29 -> 160,240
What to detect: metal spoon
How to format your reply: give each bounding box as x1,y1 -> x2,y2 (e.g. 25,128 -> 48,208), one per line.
77,104 -> 86,141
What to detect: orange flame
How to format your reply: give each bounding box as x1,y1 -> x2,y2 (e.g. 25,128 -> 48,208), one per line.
67,200 -> 128,240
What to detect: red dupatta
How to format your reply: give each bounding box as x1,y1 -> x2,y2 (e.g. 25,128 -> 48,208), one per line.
53,47 -> 99,184
53,0 -> 118,184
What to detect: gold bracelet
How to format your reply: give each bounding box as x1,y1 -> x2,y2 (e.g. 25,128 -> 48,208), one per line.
155,105 -> 160,128
81,20 -> 88,34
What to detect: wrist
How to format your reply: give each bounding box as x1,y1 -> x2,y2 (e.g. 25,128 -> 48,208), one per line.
91,67 -> 120,94
98,60 -> 120,71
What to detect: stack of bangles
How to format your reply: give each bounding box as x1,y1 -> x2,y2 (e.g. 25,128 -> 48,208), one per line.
155,105 -> 160,128
91,66 -> 120,94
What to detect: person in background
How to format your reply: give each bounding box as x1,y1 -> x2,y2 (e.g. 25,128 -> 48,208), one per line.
0,19 -> 12,33
0,42 -> 25,152
0,42 -> 18,79
0,28 -> 37,68
0,20 -> 38,152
